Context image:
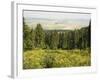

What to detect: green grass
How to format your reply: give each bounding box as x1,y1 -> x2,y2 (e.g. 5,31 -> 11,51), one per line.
23,49 -> 91,69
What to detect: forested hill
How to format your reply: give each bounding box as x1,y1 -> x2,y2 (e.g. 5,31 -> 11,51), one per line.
44,26 -> 89,32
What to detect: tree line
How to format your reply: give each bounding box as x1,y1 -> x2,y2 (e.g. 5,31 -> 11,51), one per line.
23,20 -> 91,51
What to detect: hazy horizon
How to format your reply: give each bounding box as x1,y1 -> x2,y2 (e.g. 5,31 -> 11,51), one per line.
23,10 -> 91,30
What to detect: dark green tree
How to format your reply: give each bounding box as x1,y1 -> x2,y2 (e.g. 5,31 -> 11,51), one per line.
23,23 -> 33,50
74,29 -> 81,49
62,32 -> 68,49
50,30 -> 59,49
45,31 -> 51,49
68,31 -> 75,49
34,23 -> 45,48
58,32 -> 63,49
30,28 -> 35,49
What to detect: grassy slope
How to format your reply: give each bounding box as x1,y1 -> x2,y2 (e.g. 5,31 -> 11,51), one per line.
23,49 -> 91,69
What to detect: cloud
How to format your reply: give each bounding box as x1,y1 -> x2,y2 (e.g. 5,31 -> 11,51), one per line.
24,10 -> 90,30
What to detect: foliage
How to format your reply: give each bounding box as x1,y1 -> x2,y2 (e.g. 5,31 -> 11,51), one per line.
23,22 -> 91,50
23,21 -> 34,50
34,24 -> 45,48
23,49 -> 91,69
50,30 -> 59,49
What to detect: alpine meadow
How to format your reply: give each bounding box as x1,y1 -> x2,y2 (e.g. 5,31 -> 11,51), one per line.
23,11 -> 91,69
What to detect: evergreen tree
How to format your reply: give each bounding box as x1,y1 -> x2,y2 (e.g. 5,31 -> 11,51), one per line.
50,30 -> 59,49
58,32 -> 63,49
23,23 -> 32,50
62,32 -> 68,49
74,29 -> 80,49
69,31 -> 75,49
45,32 -> 51,49
30,28 -> 35,49
34,23 -> 45,48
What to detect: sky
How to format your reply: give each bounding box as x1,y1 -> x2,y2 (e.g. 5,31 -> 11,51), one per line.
23,10 -> 91,30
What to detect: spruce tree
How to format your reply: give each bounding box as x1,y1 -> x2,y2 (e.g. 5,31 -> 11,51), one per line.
34,23 -> 45,48
50,30 -> 59,49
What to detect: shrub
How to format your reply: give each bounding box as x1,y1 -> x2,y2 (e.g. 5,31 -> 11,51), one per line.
23,49 -> 91,69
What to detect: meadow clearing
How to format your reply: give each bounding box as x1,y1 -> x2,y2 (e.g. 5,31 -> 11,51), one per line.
23,49 -> 91,69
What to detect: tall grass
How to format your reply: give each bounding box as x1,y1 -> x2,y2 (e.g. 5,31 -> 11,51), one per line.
23,49 -> 91,69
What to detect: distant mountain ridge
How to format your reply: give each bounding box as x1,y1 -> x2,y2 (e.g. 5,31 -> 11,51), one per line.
24,17 -> 90,30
